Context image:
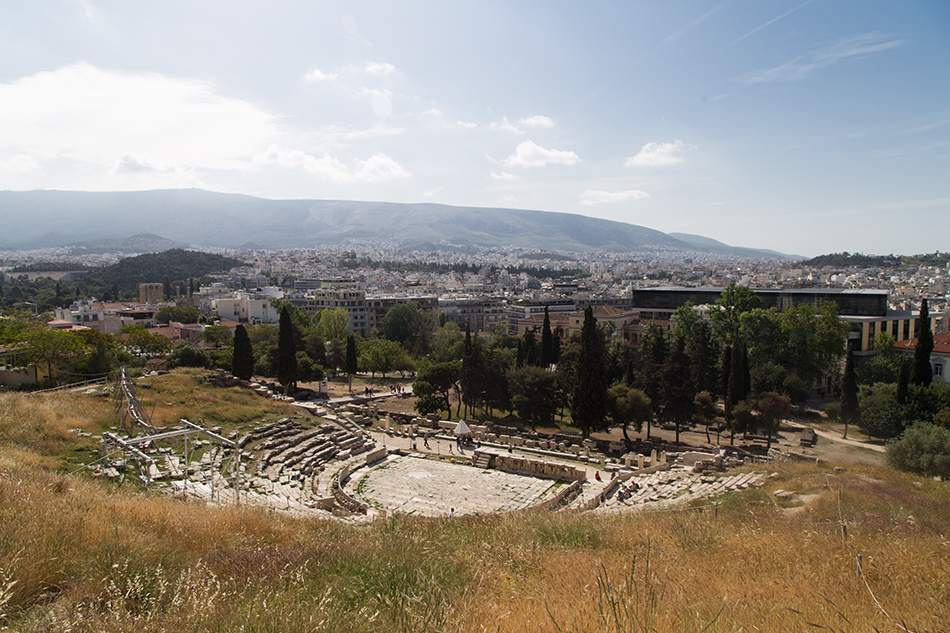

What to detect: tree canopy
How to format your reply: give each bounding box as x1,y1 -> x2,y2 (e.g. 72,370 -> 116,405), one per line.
382,302 -> 433,356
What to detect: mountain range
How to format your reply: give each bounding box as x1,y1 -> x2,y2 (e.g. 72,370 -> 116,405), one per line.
0,189 -> 797,259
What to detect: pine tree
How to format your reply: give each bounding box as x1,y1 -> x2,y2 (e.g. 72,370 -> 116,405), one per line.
276,306 -> 298,395
232,324 -> 255,381
523,328 -> 539,366
572,306 -> 608,438
839,343 -> 859,439
540,305 -> 554,367
660,336 -> 695,443
687,321 -> 716,395
637,323 -> 667,440
911,298 -> 934,387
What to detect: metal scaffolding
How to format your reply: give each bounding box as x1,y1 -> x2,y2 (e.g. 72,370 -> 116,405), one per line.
97,370 -> 242,503
111,367 -> 156,437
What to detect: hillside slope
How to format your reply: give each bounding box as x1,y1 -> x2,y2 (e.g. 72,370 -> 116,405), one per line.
0,189 -> 792,258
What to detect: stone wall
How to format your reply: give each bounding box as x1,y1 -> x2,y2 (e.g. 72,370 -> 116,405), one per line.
364,447 -> 388,466
528,480 -> 583,512
492,453 -> 586,482
332,463 -> 368,514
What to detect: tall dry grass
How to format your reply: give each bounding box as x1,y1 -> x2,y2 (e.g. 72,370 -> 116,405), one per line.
1,377 -> 949,632
135,368 -> 294,428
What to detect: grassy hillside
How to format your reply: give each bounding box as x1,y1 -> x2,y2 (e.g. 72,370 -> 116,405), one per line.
1,371 -> 948,632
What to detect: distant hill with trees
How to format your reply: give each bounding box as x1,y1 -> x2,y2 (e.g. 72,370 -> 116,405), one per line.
0,249 -> 244,309
11,262 -> 91,273
802,251 -> 948,269
801,252 -> 902,268
83,249 -> 243,293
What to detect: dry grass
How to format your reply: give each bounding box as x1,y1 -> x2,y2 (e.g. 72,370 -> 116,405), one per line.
1,375 -> 949,632
134,368 -> 294,429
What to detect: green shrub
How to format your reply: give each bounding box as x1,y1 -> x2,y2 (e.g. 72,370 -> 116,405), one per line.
167,343 -> 211,369
887,422 -> 950,479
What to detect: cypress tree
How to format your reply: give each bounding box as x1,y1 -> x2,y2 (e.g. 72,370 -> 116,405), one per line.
461,326 -> 480,416
739,342 -> 752,399
727,343 -> 744,414
839,343 -> 859,439
540,306 -> 554,367
897,361 -> 910,405
276,306 -> 298,395
572,306 -> 608,438
911,298 -> 934,387
720,344 -> 732,409
345,335 -> 358,376
232,324 -> 255,381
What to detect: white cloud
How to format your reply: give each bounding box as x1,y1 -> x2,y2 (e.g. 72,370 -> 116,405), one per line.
457,121 -> 477,129
503,140 -> 580,167
519,115 -> 555,128
737,33 -> 902,84
491,117 -> 523,134
356,153 -> 411,181
304,68 -> 338,81
0,63 -> 279,173
0,154 -> 40,172
490,171 -> 516,180
625,139 -> 694,167
503,195 -> 517,203
365,61 -> 396,75
579,189 -> 651,205
254,145 -> 410,183
114,152 -> 192,175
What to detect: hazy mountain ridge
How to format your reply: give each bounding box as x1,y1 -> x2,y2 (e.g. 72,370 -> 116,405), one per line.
0,189 -> 794,258
668,232 -> 802,260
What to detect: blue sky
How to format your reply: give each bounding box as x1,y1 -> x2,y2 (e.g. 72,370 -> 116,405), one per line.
1,1 -> 948,257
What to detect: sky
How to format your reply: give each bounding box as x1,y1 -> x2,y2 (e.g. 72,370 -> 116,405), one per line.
1,1 -> 948,258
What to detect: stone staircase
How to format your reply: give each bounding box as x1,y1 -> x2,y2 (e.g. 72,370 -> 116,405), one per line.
472,452 -> 492,469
